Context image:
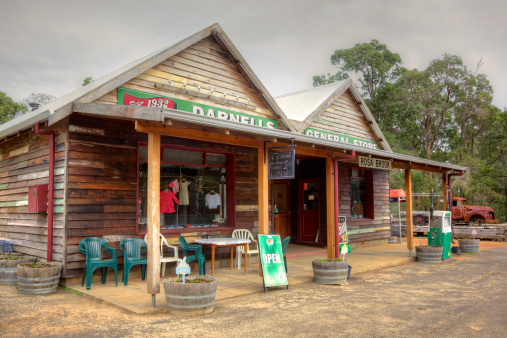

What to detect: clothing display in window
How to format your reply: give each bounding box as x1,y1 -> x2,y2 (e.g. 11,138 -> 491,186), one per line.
171,179 -> 179,193
179,180 -> 191,206
160,188 -> 179,213
205,193 -> 221,209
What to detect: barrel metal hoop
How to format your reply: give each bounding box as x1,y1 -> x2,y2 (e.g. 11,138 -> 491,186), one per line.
167,300 -> 216,309
166,292 -> 216,300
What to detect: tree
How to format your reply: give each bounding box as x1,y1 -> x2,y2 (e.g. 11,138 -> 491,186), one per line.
82,77 -> 94,86
313,39 -> 404,100
20,93 -> 57,112
0,91 -> 27,124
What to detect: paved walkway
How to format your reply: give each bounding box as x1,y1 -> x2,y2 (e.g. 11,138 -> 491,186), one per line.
69,242 -> 415,314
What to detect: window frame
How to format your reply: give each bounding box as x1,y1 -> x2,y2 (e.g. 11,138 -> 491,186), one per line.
349,167 -> 374,220
136,141 -> 236,235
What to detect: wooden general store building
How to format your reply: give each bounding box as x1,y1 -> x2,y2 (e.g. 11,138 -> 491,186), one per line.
0,24 -> 467,284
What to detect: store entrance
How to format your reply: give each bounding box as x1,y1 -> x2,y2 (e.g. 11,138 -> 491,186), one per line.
273,181 -> 291,239
297,178 -> 320,242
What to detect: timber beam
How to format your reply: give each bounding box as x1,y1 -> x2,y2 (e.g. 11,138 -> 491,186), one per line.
135,121 -> 264,148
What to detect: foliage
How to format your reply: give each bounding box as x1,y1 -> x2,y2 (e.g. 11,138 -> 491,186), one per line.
171,277 -> 213,283
18,262 -> 56,268
315,258 -> 343,262
0,254 -> 27,260
0,91 -> 27,124
82,77 -> 94,86
20,92 -> 57,112
315,40 -> 506,221
313,39 -> 404,100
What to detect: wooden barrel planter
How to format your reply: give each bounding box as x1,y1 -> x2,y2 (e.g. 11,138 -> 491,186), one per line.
415,245 -> 443,263
17,262 -> 62,295
458,239 -> 480,254
0,254 -> 36,285
163,276 -> 218,316
312,259 -> 349,285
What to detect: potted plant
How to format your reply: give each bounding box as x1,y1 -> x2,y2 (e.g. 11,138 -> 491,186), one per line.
0,253 -> 36,285
17,261 -> 62,295
163,276 -> 218,316
312,258 -> 349,285
415,245 -> 443,263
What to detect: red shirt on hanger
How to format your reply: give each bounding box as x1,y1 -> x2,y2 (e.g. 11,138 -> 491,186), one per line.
160,189 -> 179,213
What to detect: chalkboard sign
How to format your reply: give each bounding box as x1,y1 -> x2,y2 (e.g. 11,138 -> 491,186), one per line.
268,149 -> 295,180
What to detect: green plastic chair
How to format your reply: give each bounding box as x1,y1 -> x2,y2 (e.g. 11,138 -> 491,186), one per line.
178,236 -> 206,276
79,237 -> 118,290
281,236 -> 291,273
119,238 -> 147,286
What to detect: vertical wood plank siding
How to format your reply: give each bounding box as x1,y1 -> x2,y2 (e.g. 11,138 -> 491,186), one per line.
0,121 -> 67,261
338,164 -> 390,242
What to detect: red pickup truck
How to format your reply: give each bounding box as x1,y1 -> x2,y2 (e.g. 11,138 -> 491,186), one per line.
451,197 -> 497,226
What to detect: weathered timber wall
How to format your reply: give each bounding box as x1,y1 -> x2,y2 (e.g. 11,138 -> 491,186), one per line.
65,115 -> 261,277
338,163 -> 390,243
0,121 -> 67,261
307,90 -> 379,145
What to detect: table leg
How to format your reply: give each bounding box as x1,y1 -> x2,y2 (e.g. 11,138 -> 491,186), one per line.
230,246 -> 233,270
244,243 -> 248,275
211,244 -> 216,276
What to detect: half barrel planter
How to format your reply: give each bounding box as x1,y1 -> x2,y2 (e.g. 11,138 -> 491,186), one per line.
0,255 -> 36,285
163,276 -> 218,316
458,239 -> 480,254
415,245 -> 443,263
17,262 -> 62,295
312,260 -> 349,285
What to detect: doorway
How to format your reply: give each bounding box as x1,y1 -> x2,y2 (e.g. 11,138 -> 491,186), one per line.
298,178 -> 320,242
273,181 -> 291,239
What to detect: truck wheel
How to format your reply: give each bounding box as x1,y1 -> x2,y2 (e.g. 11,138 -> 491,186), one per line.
413,214 -> 426,226
477,219 -> 483,226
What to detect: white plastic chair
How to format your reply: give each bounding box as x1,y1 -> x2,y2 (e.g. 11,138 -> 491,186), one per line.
144,234 -> 179,277
232,229 -> 259,269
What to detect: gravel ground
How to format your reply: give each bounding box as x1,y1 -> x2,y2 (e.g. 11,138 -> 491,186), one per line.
1,244 -> 506,337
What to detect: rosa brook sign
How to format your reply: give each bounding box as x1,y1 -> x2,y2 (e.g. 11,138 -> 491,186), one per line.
358,156 -> 392,170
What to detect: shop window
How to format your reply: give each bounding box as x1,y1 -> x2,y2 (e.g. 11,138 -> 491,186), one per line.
350,168 -> 373,219
137,143 -> 234,234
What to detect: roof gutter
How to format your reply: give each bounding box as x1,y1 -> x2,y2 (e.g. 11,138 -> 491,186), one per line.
34,123 -> 55,262
161,109 -> 468,172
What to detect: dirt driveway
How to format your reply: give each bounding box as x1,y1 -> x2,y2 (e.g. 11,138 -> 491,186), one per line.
1,245 -> 507,337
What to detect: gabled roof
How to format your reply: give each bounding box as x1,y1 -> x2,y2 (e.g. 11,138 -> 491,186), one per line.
274,79 -> 392,152
0,23 -> 295,138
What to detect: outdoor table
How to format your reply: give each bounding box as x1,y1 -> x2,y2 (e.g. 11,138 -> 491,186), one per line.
194,238 -> 251,276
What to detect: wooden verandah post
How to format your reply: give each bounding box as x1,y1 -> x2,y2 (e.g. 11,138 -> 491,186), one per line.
147,132 -> 161,306
326,156 -> 335,258
405,169 -> 414,255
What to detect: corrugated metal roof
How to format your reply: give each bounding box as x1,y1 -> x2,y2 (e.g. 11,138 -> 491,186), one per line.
274,81 -> 347,122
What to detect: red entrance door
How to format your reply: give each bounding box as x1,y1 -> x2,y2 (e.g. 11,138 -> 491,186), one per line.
298,179 -> 320,242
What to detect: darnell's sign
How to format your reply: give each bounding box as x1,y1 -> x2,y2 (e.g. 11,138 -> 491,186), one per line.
118,87 -> 278,129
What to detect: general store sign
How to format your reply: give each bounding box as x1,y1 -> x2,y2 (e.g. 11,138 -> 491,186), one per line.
118,87 -> 278,129
304,128 -> 379,149
258,234 -> 288,289
358,156 -> 392,170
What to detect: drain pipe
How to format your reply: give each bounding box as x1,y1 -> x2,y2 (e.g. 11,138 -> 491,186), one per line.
334,150 -> 356,258
34,123 -> 55,262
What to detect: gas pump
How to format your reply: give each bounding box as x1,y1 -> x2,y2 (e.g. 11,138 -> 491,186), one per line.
428,211 -> 452,259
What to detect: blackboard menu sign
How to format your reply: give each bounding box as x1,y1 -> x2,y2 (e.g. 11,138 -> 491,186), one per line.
268,149 -> 295,180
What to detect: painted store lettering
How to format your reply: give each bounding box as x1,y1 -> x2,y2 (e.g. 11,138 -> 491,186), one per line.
305,128 -> 378,149
193,106 -> 275,129
262,253 -> 282,264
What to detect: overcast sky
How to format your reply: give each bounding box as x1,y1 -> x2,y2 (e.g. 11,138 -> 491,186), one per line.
1,0 -> 506,110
